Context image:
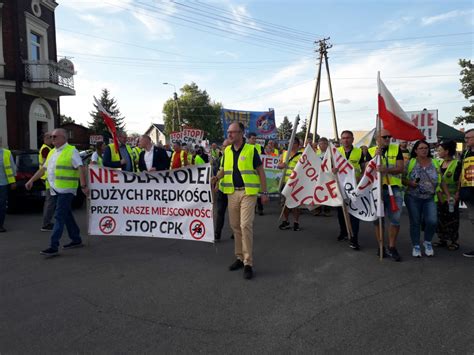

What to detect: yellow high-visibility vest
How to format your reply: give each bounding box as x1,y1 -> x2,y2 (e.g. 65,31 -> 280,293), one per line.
221,144 -> 260,195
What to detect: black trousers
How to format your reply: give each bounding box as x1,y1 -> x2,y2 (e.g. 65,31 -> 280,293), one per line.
337,206 -> 360,241
215,190 -> 228,237
256,197 -> 263,212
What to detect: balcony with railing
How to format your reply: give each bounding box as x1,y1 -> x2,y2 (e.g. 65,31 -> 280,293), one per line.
23,60 -> 76,96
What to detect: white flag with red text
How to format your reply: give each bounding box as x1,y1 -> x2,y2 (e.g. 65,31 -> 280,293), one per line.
281,145 -> 343,208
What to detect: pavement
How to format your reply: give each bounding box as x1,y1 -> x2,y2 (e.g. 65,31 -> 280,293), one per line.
1,201 -> 473,354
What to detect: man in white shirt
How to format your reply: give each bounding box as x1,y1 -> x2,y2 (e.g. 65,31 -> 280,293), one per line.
26,129 -> 88,257
137,135 -> 170,172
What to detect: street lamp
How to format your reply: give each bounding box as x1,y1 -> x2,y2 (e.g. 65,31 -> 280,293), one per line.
163,82 -> 181,131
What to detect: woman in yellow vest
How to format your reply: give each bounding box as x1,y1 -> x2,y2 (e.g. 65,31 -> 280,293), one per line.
90,142 -> 105,167
277,137 -> 302,231
434,141 -> 461,250
403,140 -> 449,258
0,147 -> 17,232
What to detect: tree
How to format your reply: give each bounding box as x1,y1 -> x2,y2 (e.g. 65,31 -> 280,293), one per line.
278,116 -> 293,140
59,114 -> 75,125
162,82 -> 223,142
296,116 -> 307,140
454,59 -> 474,125
89,89 -> 126,139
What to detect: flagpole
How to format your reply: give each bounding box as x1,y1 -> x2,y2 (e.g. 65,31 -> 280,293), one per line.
278,115 -> 300,220
330,144 -> 353,240
376,72 -> 384,261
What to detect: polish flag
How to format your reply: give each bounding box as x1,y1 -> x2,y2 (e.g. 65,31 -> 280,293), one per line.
378,74 -> 425,141
94,96 -> 120,153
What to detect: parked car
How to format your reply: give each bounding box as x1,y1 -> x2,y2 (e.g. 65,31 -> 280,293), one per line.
7,149 -> 89,212
7,150 -> 44,212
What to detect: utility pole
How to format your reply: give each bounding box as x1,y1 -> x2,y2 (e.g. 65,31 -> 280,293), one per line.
305,38 -> 339,144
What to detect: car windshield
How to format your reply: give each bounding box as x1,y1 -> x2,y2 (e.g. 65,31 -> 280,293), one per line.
16,153 -> 39,172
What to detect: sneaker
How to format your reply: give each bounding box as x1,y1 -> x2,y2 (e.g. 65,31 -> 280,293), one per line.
349,241 -> 360,250
243,265 -> 253,279
293,222 -> 300,231
229,259 -> 244,271
337,234 -> 348,241
423,241 -> 434,257
377,247 -> 388,258
412,245 -> 422,258
0,226 -> 6,233
63,241 -> 83,250
40,247 -> 59,257
463,250 -> 474,258
40,224 -> 54,232
279,221 -> 291,230
388,247 -> 401,262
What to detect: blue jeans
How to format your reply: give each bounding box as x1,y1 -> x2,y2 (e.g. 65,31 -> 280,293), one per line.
50,193 -> 82,250
405,194 -> 437,246
373,186 -> 403,226
0,185 -> 7,227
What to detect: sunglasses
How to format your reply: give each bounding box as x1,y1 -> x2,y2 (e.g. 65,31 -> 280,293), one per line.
382,135 -> 392,139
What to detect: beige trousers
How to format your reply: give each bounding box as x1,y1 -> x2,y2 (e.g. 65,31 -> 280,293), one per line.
227,190 -> 257,266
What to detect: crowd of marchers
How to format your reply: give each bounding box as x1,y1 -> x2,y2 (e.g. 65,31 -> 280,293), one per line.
0,127 -> 472,280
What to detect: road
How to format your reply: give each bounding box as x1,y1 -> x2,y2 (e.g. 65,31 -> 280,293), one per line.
1,202 -> 473,354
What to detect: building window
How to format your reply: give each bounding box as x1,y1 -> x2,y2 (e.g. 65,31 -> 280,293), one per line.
30,32 -> 41,60
68,130 -> 74,139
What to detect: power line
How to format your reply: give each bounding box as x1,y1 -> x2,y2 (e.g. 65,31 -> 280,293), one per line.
333,31 -> 474,45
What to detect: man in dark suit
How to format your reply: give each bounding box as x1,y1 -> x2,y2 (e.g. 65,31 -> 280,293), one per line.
137,135 -> 170,172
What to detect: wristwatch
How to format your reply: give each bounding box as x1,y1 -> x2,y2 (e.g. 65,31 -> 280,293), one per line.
261,191 -> 269,195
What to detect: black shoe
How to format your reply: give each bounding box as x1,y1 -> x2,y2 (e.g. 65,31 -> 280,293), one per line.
388,247 -> 401,262
293,223 -> 300,231
63,241 -> 83,250
229,259 -> 244,271
243,265 -> 253,279
349,241 -> 360,250
463,250 -> 474,258
279,221 -> 291,230
230,234 -> 234,239
40,247 -> 59,257
258,209 -> 264,216
214,232 -> 221,242
0,226 -> 6,233
433,240 -> 448,248
40,224 -> 54,232
337,235 -> 348,241
377,247 -> 389,258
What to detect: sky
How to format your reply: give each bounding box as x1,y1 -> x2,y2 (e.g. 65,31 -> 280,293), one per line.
57,0 -> 474,140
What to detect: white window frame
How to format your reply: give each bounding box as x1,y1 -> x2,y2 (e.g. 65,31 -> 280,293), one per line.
25,12 -> 49,62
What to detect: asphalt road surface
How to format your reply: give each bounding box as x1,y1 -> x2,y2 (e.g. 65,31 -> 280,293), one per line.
1,201 -> 473,354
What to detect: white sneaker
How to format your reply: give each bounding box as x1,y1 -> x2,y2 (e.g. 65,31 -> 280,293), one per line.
424,241 -> 434,257
412,245 -> 422,258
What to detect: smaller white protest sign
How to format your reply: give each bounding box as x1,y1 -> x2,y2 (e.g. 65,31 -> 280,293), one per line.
89,135 -> 104,145
170,128 -> 205,146
406,109 -> 438,143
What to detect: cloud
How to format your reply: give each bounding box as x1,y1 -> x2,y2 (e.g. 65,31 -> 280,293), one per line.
215,50 -> 239,59
421,9 -> 473,26
337,99 -> 351,105
131,10 -> 174,40
254,59 -> 312,90
376,16 -> 413,39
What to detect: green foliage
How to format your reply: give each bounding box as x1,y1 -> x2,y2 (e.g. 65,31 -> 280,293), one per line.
88,89 -> 126,139
59,114 -> 75,125
162,82 -> 223,142
278,116 -> 293,139
454,59 -> 474,125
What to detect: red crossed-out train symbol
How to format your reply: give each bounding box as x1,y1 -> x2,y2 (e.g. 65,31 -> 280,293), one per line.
99,216 -> 116,235
189,219 -> 205,240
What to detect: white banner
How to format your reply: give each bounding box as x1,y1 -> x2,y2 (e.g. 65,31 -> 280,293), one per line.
89,135 -> 104,144
330,144 -> 382,221
282,145 -> 343,208
88,164 -> 214,242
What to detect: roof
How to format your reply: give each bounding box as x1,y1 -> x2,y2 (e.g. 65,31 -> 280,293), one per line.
151,123 -> 165,132
437,120 -> 464,142
60,122 -> 90,131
